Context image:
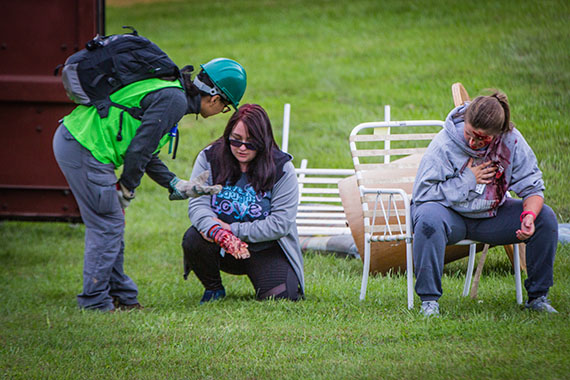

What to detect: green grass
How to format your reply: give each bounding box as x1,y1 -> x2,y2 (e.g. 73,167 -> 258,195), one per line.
1,0 -> 569,378
1,220 -> 569,379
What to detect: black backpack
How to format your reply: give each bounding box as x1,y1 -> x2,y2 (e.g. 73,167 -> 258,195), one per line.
56,26 -> 180,119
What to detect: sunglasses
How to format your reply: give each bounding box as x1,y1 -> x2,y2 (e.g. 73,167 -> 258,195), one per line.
228,138 -> 257,151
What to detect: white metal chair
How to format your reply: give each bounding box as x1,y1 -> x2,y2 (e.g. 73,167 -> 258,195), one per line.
349,120 -> 523,309
280,103 -> 355,237
295,159 -> 354,236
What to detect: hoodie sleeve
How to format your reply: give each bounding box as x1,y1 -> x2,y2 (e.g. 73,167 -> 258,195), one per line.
508,130 -> 545,200
412,135 -> 477,205
144,153 -> 176,188
187,150 -> 219,234
120,86 -> 187,191
230,161 -> 299,243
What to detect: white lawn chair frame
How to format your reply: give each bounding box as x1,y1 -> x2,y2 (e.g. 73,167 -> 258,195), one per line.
350,120 -> 522,309
295,159 -> 354,236
281,103 -> 355,237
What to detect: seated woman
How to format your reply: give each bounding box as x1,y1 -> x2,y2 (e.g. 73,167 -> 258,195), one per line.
182,104 -> 304,304
412,91 -> 558,316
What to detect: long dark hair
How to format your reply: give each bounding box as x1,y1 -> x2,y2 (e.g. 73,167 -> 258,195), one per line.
210,104 -> 280,193
466,91 -> 514,135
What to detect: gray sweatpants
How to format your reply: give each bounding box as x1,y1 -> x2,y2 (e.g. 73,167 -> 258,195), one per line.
53,125 -> 138,311
412,199 -> 558,302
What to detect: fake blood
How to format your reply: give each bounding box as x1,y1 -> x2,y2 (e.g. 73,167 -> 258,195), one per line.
483,136 -> 512,209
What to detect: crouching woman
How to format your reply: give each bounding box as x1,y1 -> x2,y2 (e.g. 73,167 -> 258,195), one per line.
182,104 -> 304,303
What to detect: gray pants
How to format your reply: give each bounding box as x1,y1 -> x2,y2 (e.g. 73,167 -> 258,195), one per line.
412,199 -> 558,301
53,125 -> 138,311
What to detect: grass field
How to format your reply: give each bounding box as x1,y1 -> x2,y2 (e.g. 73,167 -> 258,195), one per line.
1,0 -> 569,379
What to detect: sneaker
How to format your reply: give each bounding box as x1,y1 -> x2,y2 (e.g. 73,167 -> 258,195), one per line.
200,288 -> 226,305
525,296 -> 558,313
420,300 -> 440,317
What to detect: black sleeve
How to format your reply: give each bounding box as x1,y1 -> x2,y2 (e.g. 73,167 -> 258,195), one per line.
145,153 -> 176,189
119,86 -> 187,191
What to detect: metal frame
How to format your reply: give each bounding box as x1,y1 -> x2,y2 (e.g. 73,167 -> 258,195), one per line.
295,159 -> 354,236
281,104 -> 355,237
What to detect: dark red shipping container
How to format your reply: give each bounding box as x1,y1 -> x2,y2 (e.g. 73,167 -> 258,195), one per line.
0,0 -> 104,222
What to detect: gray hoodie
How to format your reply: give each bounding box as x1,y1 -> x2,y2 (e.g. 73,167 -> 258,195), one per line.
188,148 -> 305,294
412,104 -> 544,218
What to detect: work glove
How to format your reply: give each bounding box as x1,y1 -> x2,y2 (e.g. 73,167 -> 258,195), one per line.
116,182 -> 135,209
207,225 -> 250,259
169,171 -> 222,200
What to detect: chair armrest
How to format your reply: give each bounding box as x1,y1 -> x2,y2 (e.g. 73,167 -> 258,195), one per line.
359,186 -> 412,242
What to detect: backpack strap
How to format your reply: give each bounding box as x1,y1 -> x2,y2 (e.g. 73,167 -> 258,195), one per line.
110,101 -> 144,120
117,110 -> 125,141
94,97 -> 143,120
93,98 -> 143,142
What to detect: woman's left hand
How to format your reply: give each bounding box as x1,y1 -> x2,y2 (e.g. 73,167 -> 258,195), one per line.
516,214 -> 535,240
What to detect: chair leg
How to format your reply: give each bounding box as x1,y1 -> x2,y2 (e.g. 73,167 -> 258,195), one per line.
360,236 -> 371,301
406,240 -> 414,309
513,244 -> 523,304
462,244 -> 477,297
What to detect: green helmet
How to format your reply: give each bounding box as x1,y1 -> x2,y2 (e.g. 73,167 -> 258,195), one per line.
200,58 -> 247,109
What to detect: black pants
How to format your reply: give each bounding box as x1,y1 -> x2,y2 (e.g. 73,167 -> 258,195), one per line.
182,226 -> 300,301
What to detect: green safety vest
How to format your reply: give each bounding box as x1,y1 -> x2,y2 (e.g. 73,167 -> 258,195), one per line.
63,78 -> 184,168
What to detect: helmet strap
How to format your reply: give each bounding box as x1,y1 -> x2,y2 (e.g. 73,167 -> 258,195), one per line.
193,77 -> 228,102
